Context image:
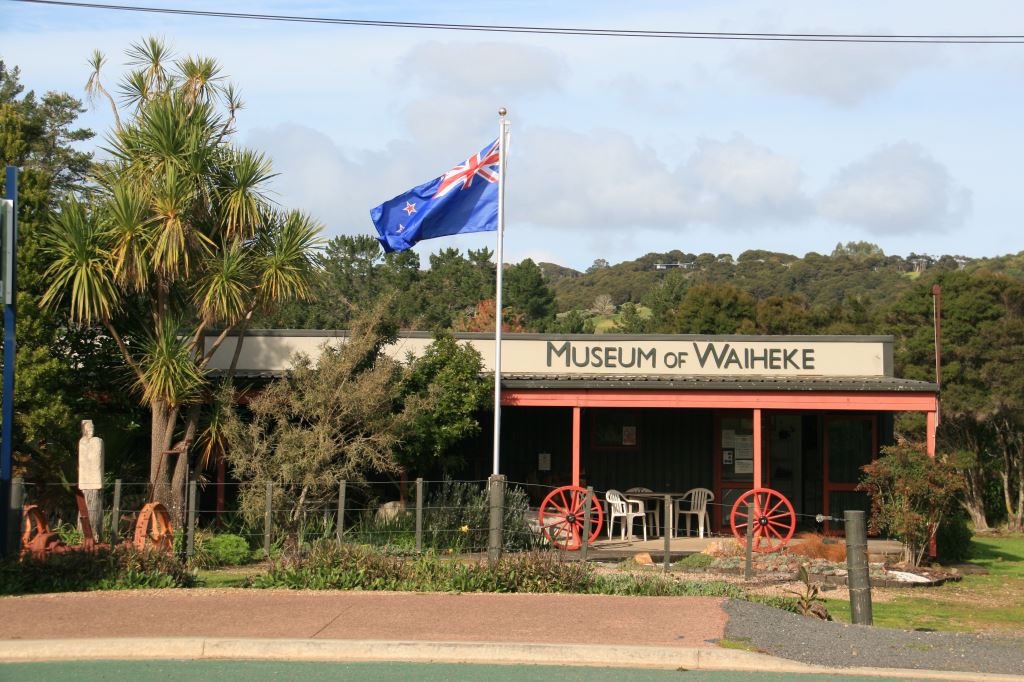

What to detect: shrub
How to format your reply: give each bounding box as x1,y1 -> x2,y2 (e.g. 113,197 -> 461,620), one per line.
253,544 -> 593,593
596,573 -> 744,598
858,439 -> 964,566
936,511 -> 972,563
252,543 -> 762,598
744,595 -> 801,614
0,546 -> 195,595
193,533 -> 253,568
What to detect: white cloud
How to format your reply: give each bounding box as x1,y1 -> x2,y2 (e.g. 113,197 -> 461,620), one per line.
514,129 -> 811,230
732,42 -> 935,106
399,41 -> 566,97
683,135 -> 811,223
818,142 -> 971,233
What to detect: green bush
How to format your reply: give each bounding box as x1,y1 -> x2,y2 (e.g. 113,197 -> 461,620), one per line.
252,543 -> 759,597
936,512 -> 973,563
0,546 -> 195,595
192,533 -> 254,568
744,595 -> 801,614
595,573 -> 744,597
252,544 -> 592,592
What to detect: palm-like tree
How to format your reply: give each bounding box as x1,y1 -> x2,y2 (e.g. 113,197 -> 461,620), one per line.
42,38 -> 322,516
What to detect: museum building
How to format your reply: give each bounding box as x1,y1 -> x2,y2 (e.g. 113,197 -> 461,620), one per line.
208,331 -> 939,532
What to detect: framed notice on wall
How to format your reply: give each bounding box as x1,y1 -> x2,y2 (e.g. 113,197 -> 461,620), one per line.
538,452 -> 551,471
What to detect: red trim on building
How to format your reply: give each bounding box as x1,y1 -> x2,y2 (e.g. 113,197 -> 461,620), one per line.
503,389 -> 938,412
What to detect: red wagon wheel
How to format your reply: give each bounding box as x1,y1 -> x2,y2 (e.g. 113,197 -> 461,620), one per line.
730,488 -> 796,553
538,485 -> 604,550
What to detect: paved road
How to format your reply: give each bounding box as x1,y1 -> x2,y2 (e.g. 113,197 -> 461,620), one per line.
0,660 -> 935,682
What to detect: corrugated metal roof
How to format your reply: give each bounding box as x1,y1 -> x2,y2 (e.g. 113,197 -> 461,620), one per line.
501,374 -> 937,392
215,370 -> 937,393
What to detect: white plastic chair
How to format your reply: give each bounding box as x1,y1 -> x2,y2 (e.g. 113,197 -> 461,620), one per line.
625,486 -> 660,536
674,488 -> 714,538
605,489 -> 648,541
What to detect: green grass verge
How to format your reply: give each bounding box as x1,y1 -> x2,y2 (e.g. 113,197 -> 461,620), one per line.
826,534 -> 1024,634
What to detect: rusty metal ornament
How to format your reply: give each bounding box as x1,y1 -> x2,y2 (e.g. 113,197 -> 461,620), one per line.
21,505 -> 63,558
133,502 -> 174,552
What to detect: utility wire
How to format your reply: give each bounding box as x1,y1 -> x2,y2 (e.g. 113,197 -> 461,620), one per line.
12,0 -> 1024,44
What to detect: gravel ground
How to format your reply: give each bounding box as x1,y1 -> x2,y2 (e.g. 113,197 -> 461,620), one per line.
723,599 -> 1024,676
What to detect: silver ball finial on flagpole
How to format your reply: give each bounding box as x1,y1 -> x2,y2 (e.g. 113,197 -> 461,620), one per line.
498,107 -> 507,116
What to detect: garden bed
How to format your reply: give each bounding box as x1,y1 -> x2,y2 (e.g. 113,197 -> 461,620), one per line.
672,543 -> 963,588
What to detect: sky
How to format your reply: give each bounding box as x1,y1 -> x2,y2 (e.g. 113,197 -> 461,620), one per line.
3,1 -> 1023,270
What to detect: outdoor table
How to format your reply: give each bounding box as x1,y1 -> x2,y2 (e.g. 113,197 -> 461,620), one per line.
617,491 -> 690,539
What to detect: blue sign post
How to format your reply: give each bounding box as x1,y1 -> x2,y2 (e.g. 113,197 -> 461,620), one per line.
0,166 -> 17,557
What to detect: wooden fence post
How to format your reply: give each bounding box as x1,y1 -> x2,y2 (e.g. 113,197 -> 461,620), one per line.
336,480 -> 346,543
263,481 -> 273,558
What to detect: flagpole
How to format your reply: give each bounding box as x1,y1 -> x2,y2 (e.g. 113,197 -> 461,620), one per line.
492,108 -> 509,477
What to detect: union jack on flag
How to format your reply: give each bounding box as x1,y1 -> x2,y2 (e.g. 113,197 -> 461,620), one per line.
370,138 -> 501,253
433,140 -> 500,199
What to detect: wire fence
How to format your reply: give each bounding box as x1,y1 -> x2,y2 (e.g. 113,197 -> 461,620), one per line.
10,476 -> 861,570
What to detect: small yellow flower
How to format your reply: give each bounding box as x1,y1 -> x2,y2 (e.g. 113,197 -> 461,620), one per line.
459,525 -> 470,534
446,548 -> 454,554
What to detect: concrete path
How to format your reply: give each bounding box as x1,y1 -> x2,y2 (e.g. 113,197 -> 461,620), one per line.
0,589 -> 728,646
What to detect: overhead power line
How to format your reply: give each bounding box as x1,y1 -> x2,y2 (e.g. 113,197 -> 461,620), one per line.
12,0 -> 1024,44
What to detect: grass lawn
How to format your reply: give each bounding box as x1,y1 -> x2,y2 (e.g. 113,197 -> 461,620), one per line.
195,565 -> 265,588
826,534 -> 1024,634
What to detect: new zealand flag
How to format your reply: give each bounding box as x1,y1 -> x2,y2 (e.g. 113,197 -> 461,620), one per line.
370,139 -> 500,253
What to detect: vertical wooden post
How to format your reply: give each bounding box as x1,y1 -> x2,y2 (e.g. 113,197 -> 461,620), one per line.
488,475 -> 505,563
110,478 -> 122,546
186,479 -> 197,558
571,407 -> 581,487
580,486 -> 593,561
845,510 -> 873,625
663,493 -> 671,572
415,477 -> 424,554
215,452 -> 226,527
5,477 -> 23,558
263,481 -> 273,558
926,408 -> 938,557
336,480 -> 346,543
753,408 -> 763,489
926,410 -> 937,458
744,500 -> 754,581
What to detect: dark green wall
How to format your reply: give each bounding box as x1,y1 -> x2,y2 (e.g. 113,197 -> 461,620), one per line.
497,407 -> 714,495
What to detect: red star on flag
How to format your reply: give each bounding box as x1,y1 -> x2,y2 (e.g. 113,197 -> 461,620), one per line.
403,202 -> 417,216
